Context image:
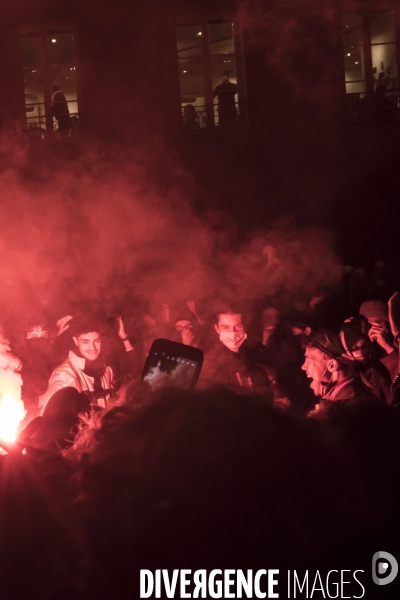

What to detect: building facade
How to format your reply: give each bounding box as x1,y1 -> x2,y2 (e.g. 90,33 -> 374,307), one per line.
1,0 -> 399,261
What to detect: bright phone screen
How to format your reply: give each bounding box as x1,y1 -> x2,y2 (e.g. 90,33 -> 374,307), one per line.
142,348 -> 200,391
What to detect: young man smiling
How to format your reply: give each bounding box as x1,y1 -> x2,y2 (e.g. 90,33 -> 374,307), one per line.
39,319 -> 114,411
199,306 -> 272,398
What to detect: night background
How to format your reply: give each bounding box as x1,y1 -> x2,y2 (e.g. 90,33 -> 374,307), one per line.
0,0 -> 398,322
0,1 -> 400,599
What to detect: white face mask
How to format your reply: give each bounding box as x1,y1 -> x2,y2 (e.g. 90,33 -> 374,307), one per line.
219,331 -> 247,352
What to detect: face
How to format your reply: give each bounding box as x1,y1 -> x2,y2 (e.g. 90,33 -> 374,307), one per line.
262,325 -> 276,346
350,339 -> 369,361
302,346 -> 330,397
175,320 -> 193,333
73,331 -> 101,361
216,313 -> 244,334
215,313 -> 246,351
221,75 -> 229,82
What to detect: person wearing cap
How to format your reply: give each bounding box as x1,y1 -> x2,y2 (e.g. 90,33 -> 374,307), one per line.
302,329 -> 377,414
359,300 -> 398,380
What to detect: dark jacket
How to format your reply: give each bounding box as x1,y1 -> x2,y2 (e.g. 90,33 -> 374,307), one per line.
199,341 -> 272,398
322,375 -> 378,402
52,91 -> 71,131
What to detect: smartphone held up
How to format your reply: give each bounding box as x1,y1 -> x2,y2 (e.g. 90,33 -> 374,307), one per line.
141,339 -> 204,393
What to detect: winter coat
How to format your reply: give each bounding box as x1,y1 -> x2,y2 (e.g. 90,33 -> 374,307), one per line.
39,350 -> 113,411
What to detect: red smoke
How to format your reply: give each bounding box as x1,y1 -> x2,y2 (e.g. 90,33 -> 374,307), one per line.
0,131 -> 342,332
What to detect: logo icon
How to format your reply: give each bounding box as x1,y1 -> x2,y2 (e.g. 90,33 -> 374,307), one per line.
372,551 -> 398,585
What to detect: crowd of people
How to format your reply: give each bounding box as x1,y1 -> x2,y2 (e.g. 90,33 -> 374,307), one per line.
1,263 -> 400,598
10,282 -> 400,423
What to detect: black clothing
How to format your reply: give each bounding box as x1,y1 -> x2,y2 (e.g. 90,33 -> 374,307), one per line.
21,339 -> 54,419
322,375 -> 378,402
213,81 -> 238,126
199,341 -> 273,398
52,91 -> 71,135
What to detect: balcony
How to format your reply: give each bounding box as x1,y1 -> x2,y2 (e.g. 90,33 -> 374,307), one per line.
346,89 -> 400,122
180,101 -> 248,131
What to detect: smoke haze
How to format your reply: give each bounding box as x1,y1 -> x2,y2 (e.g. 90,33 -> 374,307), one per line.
0,131 -> 342,335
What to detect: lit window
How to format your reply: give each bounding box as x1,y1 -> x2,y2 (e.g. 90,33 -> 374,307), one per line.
176,21 -> 247,129
342,11 -> 399,119
21,29 -> 79,136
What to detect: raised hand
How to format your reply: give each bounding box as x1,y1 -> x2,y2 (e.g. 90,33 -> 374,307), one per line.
368,323 -> 394,354
55,315 -> 73,336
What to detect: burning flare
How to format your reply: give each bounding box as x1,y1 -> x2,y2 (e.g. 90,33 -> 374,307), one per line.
0,333 -> 25,443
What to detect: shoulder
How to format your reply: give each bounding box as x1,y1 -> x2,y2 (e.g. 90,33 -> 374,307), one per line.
340,378 -> 376,401
50,359 -> 78,382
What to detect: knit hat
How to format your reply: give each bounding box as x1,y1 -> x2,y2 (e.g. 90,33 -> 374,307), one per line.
359,300 -> 388,322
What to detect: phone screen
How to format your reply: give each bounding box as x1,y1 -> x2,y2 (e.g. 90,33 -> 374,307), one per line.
141,339 -> 203,392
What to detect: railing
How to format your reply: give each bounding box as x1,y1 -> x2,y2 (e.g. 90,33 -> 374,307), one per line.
180,101 -> 248,130
25,114 -> 79,138
24,99 -> 79,138
346,90 -> 400,122
24,113 -> 79,138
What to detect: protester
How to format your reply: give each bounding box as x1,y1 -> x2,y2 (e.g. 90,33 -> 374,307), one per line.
39,317 -> 114,411
359,299 -> 399,380
302,329 -> 377,415
2,274 -> 400,599
199,304 -> 273,398
340,317 -> 391,401
71,387 -> 383,600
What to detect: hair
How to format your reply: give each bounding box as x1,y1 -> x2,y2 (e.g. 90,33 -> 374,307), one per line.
70,316 -> 106,338
306,342 -> 331,361
212,301 -> 245,325
68,386 -> 380,599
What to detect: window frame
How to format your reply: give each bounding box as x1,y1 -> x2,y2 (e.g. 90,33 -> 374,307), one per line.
341,10 -> 400,96
20,23 -> 81,133
176,14 -> 248,130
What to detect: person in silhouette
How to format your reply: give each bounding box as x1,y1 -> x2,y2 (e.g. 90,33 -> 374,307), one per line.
213,71 -> 238,127
52,84 -> 71,136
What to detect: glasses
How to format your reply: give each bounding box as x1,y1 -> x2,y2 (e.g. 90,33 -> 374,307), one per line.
175,325 -> 193,332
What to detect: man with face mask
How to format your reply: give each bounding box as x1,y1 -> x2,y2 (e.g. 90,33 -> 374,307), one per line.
302,329 -> 377,416
199,308 -> 272,399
